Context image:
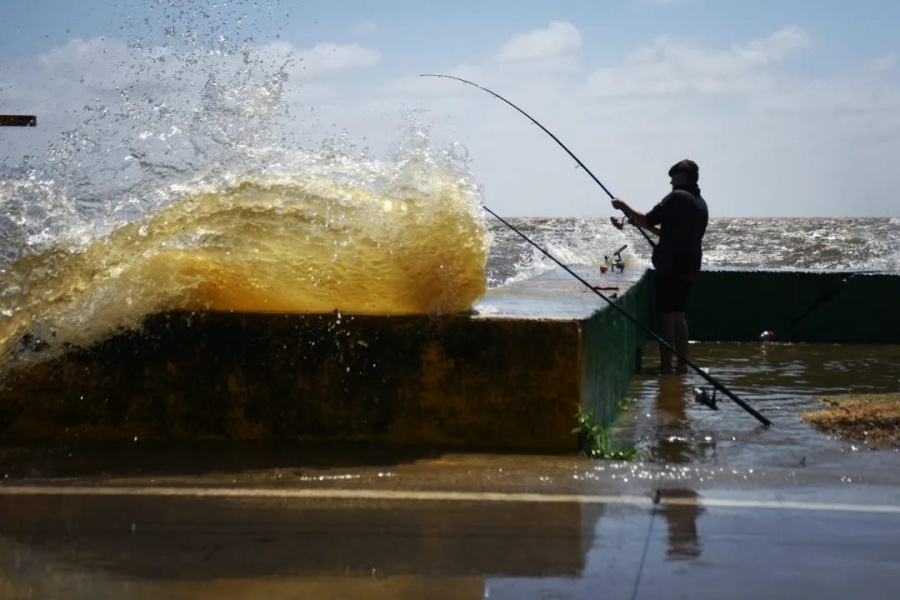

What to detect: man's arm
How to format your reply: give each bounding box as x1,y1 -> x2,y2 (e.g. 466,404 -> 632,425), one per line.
611,198 -> 661,236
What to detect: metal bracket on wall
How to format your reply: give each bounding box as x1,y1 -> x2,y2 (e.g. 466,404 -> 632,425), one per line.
0,115 -> 37,127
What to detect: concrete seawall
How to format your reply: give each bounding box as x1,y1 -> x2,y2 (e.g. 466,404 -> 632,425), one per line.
0,269 -> 650,451
2,266 -> 896,450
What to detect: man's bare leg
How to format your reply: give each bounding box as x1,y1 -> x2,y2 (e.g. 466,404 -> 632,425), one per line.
658,312 -> 676,374
673,312 -> 689,374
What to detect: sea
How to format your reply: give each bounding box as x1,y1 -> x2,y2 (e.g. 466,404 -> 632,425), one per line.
485,214 -> 900,288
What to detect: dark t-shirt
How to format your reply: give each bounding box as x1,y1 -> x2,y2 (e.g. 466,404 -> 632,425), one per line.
645,186 -> 708,277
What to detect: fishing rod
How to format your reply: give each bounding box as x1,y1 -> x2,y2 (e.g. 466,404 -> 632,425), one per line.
420,73 -> 656,250
482,205 -> 771,427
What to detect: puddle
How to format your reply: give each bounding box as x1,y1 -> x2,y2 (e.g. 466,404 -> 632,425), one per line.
615,342 -> 900,475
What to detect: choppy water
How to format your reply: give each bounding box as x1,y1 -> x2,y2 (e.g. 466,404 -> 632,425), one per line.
484,216 -> 900,287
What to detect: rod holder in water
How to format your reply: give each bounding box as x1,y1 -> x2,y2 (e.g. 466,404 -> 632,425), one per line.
604,244 -> 628,273
693,387 -> 718,410
0,115 -> 37,127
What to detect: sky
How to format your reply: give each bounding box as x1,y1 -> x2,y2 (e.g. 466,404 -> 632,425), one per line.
2,0 -> 899,217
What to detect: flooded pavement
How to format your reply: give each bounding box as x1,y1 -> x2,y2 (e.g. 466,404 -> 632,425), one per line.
1,466 -> 899,599
618,341 -> 900,475
1,342 -> 900,599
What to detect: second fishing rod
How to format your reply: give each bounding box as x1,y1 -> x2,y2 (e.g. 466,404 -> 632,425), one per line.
424,74 -> 772,428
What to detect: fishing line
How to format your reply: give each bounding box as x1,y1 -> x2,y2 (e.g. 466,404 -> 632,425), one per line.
420,73 -> 655,250
482,206 -> 772,427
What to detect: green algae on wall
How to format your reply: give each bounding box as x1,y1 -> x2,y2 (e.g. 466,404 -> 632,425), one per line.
578,275 -> 653,430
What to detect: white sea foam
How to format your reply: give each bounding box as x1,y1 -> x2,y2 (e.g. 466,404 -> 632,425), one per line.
485,216 -> 900,285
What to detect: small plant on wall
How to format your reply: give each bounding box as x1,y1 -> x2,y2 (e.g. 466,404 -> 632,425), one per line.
573,403 -> 637,460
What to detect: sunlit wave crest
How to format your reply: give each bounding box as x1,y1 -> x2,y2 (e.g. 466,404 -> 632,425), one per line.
0,164 -> 489,368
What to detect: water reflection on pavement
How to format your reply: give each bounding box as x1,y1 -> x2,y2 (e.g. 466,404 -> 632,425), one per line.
1,342 -> 899,599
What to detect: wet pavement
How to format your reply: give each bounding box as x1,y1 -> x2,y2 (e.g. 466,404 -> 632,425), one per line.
1,442 -> 899,599
1,342 -> 899,599
475,265 -> 638,319
5,489 -> 895,600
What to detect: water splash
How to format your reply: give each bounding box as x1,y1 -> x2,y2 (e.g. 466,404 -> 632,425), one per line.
0,158 -> 489,370
0,2 -> 490,370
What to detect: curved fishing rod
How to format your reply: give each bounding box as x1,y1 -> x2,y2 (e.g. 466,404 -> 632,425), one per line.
482,205 -> 772,428
421,73 -> 656,250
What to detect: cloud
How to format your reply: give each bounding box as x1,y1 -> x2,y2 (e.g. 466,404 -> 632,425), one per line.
385,23 -> 900,217
37,38 -> 134,84
869,54 -> 896,72
732,25 -> 811,65
492,21 -> 582,62
292,43 -> 380,80
587,26 -> 810,97
8,22 -> 900,218
3,35 -> 384,199
351,20 -> 377,37
381,66 -> 487,98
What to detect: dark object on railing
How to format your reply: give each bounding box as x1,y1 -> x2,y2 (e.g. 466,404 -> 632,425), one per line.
0,115 -> 37,127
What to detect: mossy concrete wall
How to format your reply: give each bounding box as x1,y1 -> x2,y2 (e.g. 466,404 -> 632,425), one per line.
580,282 -> 653,427
0,313 -> 577,450
688,270 -> 900,343
0,273 -> 652,450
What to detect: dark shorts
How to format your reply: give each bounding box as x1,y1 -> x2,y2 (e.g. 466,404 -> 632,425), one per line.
655,272 -> 696,313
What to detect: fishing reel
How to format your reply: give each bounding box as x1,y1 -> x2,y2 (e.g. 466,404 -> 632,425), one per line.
609,216 -> 639,231
693,387 -> 718,410
603,244 -> 628,273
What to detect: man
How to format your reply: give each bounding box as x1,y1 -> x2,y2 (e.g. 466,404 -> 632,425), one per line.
611,159 -> 708,374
